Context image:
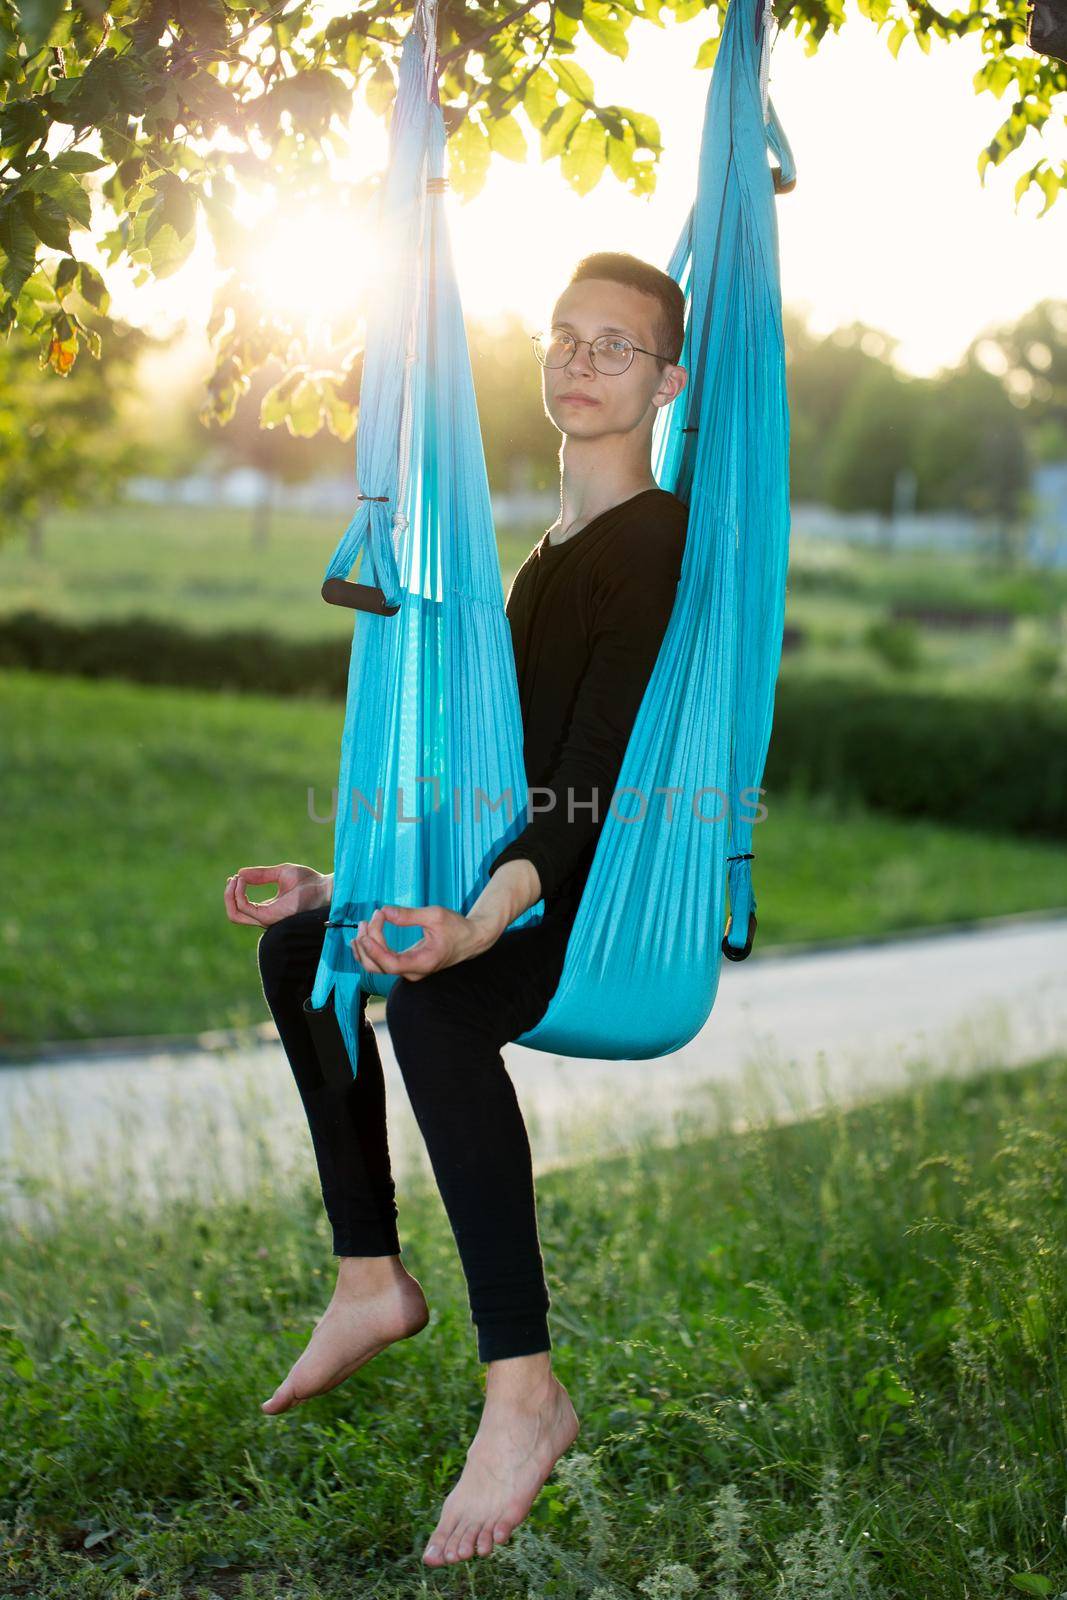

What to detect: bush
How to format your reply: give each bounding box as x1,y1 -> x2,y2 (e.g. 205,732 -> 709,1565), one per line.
0,609 -> 348,699
1011,616 -> 1064,692
3,609 -> 1065,840
863,615 -> 922,674
765,676 -> 1067,840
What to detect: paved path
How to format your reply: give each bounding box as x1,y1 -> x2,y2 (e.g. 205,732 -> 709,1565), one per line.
2,914 -> 1064,1225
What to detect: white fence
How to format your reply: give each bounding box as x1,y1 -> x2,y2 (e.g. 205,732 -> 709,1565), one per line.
124,465 -> 1067,566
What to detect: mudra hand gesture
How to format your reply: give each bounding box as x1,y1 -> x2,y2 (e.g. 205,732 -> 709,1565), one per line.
353,904 -> 494,982
223,863 -> 330,926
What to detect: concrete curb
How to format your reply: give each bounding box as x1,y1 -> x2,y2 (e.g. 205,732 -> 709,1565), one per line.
4,904 -> 1066,1069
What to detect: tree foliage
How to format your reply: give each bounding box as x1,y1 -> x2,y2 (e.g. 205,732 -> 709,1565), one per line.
0,309 -> 147,545
0,0 -> 1064,445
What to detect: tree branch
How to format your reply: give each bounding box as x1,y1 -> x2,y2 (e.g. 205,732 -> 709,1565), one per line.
436,0 -> 548,68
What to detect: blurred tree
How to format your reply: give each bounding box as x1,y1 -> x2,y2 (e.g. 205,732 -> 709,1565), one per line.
963,298 -> 1067,460
469,309 -> 557,493
821,362 -> 920,538
785,315 -> 898,502
911,365 -> 1030,558
218,349 -> 362,545
0,310 -> 146,551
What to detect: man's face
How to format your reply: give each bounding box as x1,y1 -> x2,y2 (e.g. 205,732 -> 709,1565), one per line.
540,277 -> 686,439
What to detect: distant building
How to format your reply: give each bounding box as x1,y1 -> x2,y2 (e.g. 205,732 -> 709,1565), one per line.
125,461 -> 1067,568
1027,462 -> 1067,570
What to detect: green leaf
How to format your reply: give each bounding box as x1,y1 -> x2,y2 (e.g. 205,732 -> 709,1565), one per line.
485,111 -> 527,162
1036,167 -> 1060,217
287,376 -> 323,437
28,169 -> 93,230
448,115 -> 492,200
625,108 -> 662,152
606,123 -> 636,184
54,256 -> 79,297
582,2 -> 630,58
886,18 -> 908,58
78,262 -> 110,313
261,371 -> 302,428
1010,1577 -> 1054,1596
319,378 -> 357,442
52,151 -> 109,174
365,59 -> 394,118
883,1382 -> 915,1406
552,59 -> 596,103
522,67 -> 559,128
145,176 -> 197,243
696,33 -> 720,69
560,116 -> 608,195
0,206 -> 38,296
146,220 -> 197,280
17,0 -> 65,53
28,194 -> 73,254
540,100 -> 583,162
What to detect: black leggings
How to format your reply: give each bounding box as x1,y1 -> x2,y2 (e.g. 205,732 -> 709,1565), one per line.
255,900 -> 579,1363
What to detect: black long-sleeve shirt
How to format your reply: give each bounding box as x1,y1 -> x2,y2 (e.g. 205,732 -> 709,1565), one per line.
487,484 -> 688,914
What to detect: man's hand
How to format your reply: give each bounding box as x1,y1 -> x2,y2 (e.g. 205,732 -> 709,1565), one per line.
223,863 -> 332,927
352,904 -> 497,981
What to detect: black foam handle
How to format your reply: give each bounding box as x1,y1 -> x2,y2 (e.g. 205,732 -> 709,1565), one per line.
721,909 -> 758,962
321,578 -> 401,616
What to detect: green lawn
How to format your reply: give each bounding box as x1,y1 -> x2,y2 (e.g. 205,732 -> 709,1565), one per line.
2,667 -> 1066,1049
1,1051 -> 1063,1597
2,502 -> 1065,700
0,502 -> 537,643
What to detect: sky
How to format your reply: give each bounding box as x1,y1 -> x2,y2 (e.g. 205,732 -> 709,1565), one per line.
109,0 -> 1067,381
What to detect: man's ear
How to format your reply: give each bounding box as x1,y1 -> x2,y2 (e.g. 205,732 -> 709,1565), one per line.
654,363 -> 688,406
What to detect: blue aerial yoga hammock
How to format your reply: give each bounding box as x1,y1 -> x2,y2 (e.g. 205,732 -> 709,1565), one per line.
305,0 -> 796,1073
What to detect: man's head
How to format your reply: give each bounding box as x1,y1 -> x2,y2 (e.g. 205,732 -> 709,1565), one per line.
539,251 -> 688,441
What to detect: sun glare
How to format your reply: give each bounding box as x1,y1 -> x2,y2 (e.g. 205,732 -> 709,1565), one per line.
236,202 -> 377,335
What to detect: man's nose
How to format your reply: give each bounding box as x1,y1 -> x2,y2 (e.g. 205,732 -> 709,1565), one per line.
564,347 -> 595,377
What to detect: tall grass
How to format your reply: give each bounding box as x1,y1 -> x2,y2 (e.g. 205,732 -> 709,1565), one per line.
1,1050 -> 1064,1597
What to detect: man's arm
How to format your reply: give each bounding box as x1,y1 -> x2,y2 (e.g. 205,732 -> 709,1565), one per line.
465,858 -> 543,953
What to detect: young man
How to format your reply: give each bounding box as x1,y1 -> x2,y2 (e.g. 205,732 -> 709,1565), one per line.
224,251 -> 689,1568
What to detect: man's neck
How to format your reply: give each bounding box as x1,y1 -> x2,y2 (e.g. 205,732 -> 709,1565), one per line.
547,436 -> 658,546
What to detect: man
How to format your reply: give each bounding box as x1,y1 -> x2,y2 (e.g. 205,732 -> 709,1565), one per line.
224,250 -> 689,1568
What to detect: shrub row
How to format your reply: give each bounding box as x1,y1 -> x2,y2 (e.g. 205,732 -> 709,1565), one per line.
3,608 -> 1065,840
0,609 -> 349,700
766,676 -> 1066,840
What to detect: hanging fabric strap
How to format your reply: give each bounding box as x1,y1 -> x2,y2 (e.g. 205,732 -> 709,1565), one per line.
757,0 -> 775,123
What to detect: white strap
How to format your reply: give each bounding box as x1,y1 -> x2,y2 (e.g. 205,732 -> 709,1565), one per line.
414,0 -> 439,83
758,0 -> 774,125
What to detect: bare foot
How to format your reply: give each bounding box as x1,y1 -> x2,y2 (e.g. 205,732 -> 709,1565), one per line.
261,1256 -> 429,1415
422,1357 -> 580,1566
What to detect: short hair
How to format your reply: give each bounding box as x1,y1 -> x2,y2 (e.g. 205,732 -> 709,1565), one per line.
559,251 -> 685,370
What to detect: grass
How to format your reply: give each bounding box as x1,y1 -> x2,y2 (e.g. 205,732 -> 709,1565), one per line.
2,503 -> 1065,699
0,1049 -> 1064,1596
2,667 -> 1066,1049
0,503 -> 537,643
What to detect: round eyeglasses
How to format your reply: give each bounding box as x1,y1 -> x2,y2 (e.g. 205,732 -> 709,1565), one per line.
530,328 -> 670,377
